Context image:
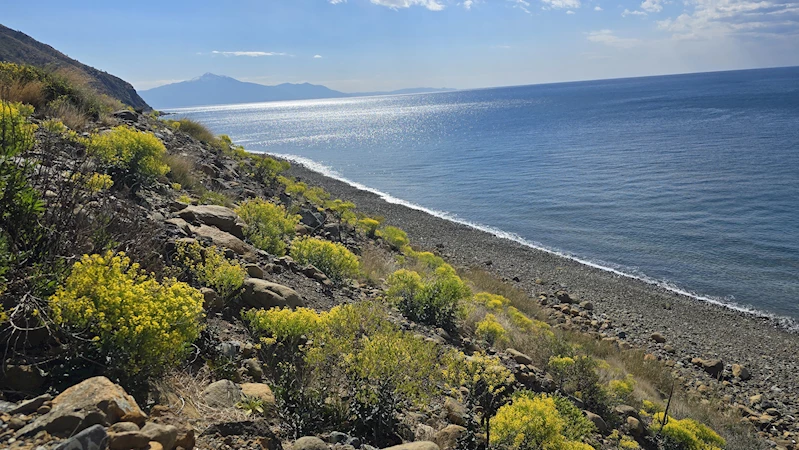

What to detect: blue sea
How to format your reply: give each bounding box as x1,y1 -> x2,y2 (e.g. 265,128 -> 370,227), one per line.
169,66 -> 799,323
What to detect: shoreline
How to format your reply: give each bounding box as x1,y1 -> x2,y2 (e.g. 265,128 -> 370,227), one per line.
284,155 -> 799,406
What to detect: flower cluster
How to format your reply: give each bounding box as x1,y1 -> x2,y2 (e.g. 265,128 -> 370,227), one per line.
490,394 -> 594,450
236,198 -> 299,256
290,236 -> 360,283
476,313 -> 507,345
49,252 -> 204,374
175,241 -> 246,300
386,265 -> 471,330
650,412 -> 726,450
85,125 -> 169,181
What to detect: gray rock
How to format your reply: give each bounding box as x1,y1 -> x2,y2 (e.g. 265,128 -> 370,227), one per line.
9,394 -> 53,415
203,380 -> 242,408
245,264 -> 265,279
381,442 -> 440,450
651,333 -> 667,343
434,424 -> 466,450
241,278 -> 304,309
584,410 -> 608,434
178,205 -> 246,238
190,224 -> 256,261
141,422 -> 178,450
443,397 -> 467,426
329,431 -> 350,444
506,348 -> 533,365
299,209 -> 325,229
54,424 -> 108,450
294,436 -> 328,450
112,110 -> 138,122
244,358 -> 264,380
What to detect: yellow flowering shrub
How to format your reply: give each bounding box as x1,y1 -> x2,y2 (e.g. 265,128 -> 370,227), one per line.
378,226 -> 409,251
252,155 -> 290,184
175,241 -> 246,300
650,413 -> 726,450
49,252 -> 204,374
476,313 -> 507,346
619,436 -> 640,449
608,374 -> 636,404
386,265 -> 471,330
290,237 -> 360,283
236,198 -> 299,256
242,306 -> 321,346
0,100 -> 36,156
177,194 -> 193,204
490,394 -> 594,450
357,217 -> 380,237
474,292 -> 510,311
71,172 -> 114,193
85,125 -> 169,181
549,355 -> 576,388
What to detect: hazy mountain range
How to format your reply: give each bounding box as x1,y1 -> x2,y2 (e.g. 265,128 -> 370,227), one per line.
140,73 -> 456,109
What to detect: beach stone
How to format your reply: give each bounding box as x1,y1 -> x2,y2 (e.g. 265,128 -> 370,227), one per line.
177,205 -> 245,238
555,291 -> 573,303
584,411 -> 608,434
17,376 -> 146,438
203,380 -> 242,408
382,442 -> 440,450
293,436 -> 328,450
434,424 -> 466,450
53,424 -> 108,450
692,358 -> 724,379
506,348 -> 533,365
579,301 -> 594,310
732,364 -> 752,380
241,278 -> 304,309
651,332 -> 667,343
444,397 -> 467,426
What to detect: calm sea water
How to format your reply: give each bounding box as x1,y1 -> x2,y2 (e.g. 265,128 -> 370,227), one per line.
170,67 -> 799,323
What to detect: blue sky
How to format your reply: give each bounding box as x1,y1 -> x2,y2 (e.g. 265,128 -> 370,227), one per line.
3,0 -> 798,92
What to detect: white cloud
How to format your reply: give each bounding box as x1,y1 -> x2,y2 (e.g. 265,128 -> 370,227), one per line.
463,0 -> 474,9
594,5 -> 603,10
586,29 -> 642,47
367,0 -> 445,10
641,0 -> 663,13
314,55 -> 323,58
211,51 -> 287,57
622,8 -> 648,16
510,0 -> 532,13
656,0 -> 799,39
566,9 -> 576,13
541,0 -> 581,9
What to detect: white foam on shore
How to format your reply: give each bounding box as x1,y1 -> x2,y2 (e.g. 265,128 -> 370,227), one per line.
270,152 -> 799,333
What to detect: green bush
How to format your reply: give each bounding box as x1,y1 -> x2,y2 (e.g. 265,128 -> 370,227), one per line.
386,265 -> 471,331
252,155 -> 290,185
0,101 -> 41,240
490,394 -> 594,450
290,237 -> 360,283
378,226 -> 409,251
236,198 -> 300,256
85,125 -> 169,186
175,241 -> 246,300
49,251 -> 205,375
651,412 -> 726,450
168,118 -> 215,143
476,313 -> 506,346
512,392 -> 597,442
357,217 -> 381,237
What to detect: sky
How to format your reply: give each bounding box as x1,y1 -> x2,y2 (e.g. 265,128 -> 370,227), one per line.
2,0 -> 798,92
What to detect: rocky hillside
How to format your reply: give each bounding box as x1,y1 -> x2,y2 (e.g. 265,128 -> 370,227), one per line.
0,78 -> 791,450
0,24 -> 150,111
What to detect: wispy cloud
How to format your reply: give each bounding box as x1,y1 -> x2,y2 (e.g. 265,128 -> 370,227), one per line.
566,9 -> 576,13
640,0 -> 663,13
462,0 -> 475,9
656,0 -> 799,39
541,0 -> 582,10
314,55 -> 323,58
622,8 -> 647,16
586,29 -> 642,47
510,0 -> 531,13
211,50 -> 288,57
594,5 -> 603,10
332,0 -> 445,10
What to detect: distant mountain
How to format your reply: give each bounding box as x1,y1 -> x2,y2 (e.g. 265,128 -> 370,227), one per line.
140,73 -> 347,109
0,24 -> 150,111
140,73 -> 457,109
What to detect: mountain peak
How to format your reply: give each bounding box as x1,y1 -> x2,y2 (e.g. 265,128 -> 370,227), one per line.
195,73 -> 230,81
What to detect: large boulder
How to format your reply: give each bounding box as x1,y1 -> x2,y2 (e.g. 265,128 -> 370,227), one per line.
190,224 -> 256,261
506,348 -> 533,365
241,278 -> 304,309
177,205 -> 246,238
293,436 -> 329,450
434,425 -> 466,450
382,442 -> 440,450
202,380 -> 242,408
240,383 -> 275,406
584,411 -> 608,434
18,377 -> 146,438
443,397 -> 467,426
54,424 -> 108,450
691,358 -> 724,379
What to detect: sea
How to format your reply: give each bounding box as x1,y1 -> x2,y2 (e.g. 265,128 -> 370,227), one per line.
167,66 -> 799,327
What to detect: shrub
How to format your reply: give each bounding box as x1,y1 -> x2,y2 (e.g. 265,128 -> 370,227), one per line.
175,241 -> 246,300
252,155 -> 290,185
243,306 -> 321,347
476,313 -> 506,346
164,154 -> 201,192
85,125 -> 169,186
357,217 -> 381,237
608,374 -> 636,405
169,118 -> 215,143
327,199 -> 357,225
291,237 -> 360,283
236,198 -> 299,256
378,226 -> 409,251
386,265 -> 471,331
198,189 -> 233,207
651,412 -> 726,450
49,252 -> 204,375
490,394 -> 594,450
474,292 -> 510,311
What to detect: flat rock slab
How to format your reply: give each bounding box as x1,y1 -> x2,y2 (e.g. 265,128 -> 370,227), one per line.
241,278 -> 304,309
177,205 -> 245,238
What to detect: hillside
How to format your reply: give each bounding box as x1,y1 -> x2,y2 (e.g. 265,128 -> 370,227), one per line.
0,24 -> 150,110
140,73 -> 347,108
141,73 -> 457,109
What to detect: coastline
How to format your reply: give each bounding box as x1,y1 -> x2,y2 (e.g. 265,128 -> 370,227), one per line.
285,157 -> 799,406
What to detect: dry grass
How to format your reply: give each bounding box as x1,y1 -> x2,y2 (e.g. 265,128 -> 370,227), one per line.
459,266 -> 548,322
46,100 -> 88,129
173,118 -> 216,143
359,244 -> 397,286
152,367 -> 248,426
165,153 -> 202,192
2,80 -> 47,108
